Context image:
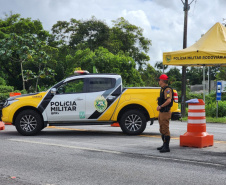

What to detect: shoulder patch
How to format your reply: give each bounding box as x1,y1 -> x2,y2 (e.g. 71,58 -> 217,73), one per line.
166,90 -> 170,94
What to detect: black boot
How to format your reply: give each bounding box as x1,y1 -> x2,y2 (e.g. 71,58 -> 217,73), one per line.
157,135 -> 165,150
160,136 -> 170,153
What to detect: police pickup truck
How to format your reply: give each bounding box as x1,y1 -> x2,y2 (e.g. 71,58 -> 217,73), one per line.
1,71 -> 181,136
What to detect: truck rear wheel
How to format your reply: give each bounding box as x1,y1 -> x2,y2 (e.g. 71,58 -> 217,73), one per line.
119,110 -> 146,135
15,110 -> 43,136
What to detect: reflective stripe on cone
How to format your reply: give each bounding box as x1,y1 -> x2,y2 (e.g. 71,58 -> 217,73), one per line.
188,119 -> 206,124
188,105 -> 205,110
188,112 -> 206,117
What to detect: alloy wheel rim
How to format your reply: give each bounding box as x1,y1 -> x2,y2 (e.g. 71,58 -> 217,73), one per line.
125,114 -> 142,131
20,115 -> 37,132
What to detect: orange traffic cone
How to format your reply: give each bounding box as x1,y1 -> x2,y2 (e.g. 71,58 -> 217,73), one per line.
180,99 -> 214,148
0,121 -> 5,130
111,122 -> 120,127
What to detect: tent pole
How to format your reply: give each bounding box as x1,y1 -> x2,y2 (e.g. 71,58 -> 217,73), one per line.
208,66 -> 211,93
203,66 -> 205,102
181,66 -> 187,117
208,66 -> 209,93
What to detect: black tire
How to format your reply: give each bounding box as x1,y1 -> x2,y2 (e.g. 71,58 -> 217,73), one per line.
15,110 -> 43,136
119,110 -> 147,135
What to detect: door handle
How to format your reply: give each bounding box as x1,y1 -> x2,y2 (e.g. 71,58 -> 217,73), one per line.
107,96 -> 116,100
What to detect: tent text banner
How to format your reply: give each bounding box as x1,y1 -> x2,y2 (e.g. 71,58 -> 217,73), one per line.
164,52 -> 226,66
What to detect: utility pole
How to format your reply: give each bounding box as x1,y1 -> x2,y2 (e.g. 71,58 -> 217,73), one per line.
181,0 -> 194,117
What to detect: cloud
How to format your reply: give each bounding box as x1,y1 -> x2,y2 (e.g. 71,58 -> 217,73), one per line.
1,0 -> 226,66
121,9 -> 151,27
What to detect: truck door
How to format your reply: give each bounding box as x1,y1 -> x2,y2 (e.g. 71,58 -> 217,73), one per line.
85,77 -> 117,120
46,78 -> 86,121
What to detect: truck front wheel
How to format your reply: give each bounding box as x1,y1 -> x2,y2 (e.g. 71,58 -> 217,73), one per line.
119,110 -> 146,135
15,110 -> 43,136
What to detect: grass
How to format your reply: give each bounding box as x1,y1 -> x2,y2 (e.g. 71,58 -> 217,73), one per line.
181,117 -> 226,123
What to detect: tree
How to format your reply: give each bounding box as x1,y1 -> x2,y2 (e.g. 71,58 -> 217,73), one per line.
0,33 -> 56,91
186,67 -> 204,85
140,64 -> 159,87
154,61 -> 169,73
109,17 -> 151,68
52,17 -> 151,68
52,16 -> 110,51
167,67 -> 182,83
66,47 -> 144,86
0,12 -> 49,40
0,13 -> 56,90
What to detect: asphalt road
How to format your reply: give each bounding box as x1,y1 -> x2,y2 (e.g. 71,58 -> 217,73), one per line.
0,121 -> 226,185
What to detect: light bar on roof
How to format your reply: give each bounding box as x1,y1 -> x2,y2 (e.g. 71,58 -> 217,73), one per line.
74,70 -> 89,75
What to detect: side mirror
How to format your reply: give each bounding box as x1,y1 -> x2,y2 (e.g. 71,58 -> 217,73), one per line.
51,88 -> 57,95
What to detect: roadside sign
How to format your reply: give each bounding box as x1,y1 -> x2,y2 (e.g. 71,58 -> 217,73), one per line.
216,81 -> 222,118
216,81 -> 222,101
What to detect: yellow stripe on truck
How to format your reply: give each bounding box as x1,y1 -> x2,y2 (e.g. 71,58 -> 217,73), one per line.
98,98 -> 120,121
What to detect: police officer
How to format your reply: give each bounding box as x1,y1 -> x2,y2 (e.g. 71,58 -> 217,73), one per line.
157,74 -> 173,153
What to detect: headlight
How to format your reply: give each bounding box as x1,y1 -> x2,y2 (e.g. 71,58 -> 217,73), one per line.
3,99 -> 18,108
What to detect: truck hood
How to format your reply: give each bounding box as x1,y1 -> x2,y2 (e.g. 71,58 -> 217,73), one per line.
7,92 -> 44,101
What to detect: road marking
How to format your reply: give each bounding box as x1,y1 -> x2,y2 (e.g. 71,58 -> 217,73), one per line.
214,141 -> 226,144
9,139 -> 122,154
47,126 -> 226,144
9,138 -> 225,168
48,126 -> 87,132
140,134 -> 180,140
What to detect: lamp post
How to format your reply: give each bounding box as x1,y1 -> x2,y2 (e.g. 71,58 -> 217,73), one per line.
181,0 -> 194,117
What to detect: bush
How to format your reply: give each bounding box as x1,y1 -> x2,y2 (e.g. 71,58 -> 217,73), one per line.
0,87 -> 28,101
0,85 -> 14,93
187,92 -> 203,100
0,93 -> 10,101
172,81 -> 182,92
0,85 -> 14,101
217,101 -> 226,117
205,101 -> 226,117
0,77 -> 6,85
205,101 -> 216,117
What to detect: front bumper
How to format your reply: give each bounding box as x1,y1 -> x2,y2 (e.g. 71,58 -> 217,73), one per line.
0,100 -> 5,121
1,103 -> 13,123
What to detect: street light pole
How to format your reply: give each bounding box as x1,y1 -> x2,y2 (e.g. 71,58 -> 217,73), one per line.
181,0 -> 189,117
181,0 -> 194,117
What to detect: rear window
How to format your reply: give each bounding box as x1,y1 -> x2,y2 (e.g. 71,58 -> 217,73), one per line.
87,78 -> 116,92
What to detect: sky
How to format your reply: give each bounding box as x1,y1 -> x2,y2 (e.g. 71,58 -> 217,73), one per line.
1,0 -> 226,67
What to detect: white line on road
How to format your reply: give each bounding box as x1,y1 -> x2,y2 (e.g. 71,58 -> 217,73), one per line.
8,139 -> 122,154
48,126 -> 226,144
9,139 -> 225,168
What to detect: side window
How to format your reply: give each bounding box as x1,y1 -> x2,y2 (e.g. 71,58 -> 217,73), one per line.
57,79 -> 84,94
87,78 -> 116,92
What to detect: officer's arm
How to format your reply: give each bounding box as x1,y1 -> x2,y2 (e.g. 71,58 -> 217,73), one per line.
160,98 -> 171,108
160,88 -> 172,108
